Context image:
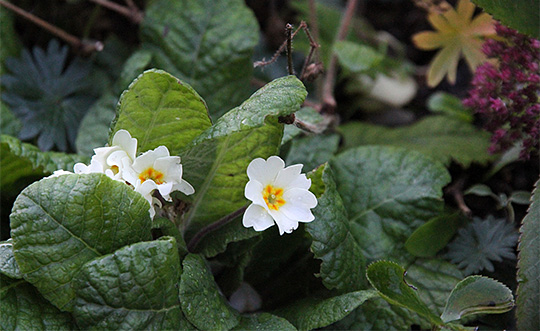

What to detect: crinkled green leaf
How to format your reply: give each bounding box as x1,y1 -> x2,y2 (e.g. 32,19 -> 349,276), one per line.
334,41 -> 384,73
179,254 -> 239,330
141,0 -> 259,119
441,275 -> 514,323
0,239 -> 22,279
111,69 -> 212,155
517,177 -> 540,330
0,101 -> 21,136
274,290 -> 377,331
339,116 -> 494,166
233,313 -> 296,331
405,213 -> 466,257
1,275 -> 76,330
366,261 -> 442,325
181,76 -> 307,252
427,92 -> 473,123
471,0 -> 540,39
116,50 -> 153,92
331,146 -> 450,262
10,173 -> 152,311
286,134 -> 340,172
151,217 -> 188,259
306,164 -> 366,292
72,237 -> 191,330
1,134 -> 89,191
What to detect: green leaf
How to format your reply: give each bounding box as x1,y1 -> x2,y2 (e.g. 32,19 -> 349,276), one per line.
306,164 -> 366,292
509,191 -> 532,205
0,239 -> 22,279
10,173 -> 152,311
1,275 -> 75,330
273,290 -> 377,331
0,9 -> 21,77
282,107 -> 326,145
471,0 -> 540,39
331,146 -> 450,262
405,213 -> 466,257
366,261 -> 443,325
179,254 -> 239,330
72,237 -> 191,330
181,76 -> 307,249
0,101 -> 21,136
151,217 -> 189,259
338,116 -> 494,167
233,313 -> 296,331
1,134 -> 89,191
427,92 -> 473,123
441,275 -> 514,323
334,41 -> 384,73
517,177 -> 540,330
286,134 -> 340,172
141,0 -> 259,119
464,183 -> 495,197
116,49 -> 153,92
111,69 -> 212,155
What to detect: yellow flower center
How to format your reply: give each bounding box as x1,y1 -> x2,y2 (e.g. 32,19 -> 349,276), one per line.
263,184 -> 286,211
139,167 -> 165,185
111,165 -> 119,175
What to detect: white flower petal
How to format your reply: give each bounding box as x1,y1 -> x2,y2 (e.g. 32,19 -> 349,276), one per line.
288,173 -> 311,190
132,150 -> 157,171
112,129 -> 137,160
242,204 -> 275,232
153,145 -> 170,158
246,156 -> 283,185
279,203 -> 315,223
283,188 -> 318,209
157,182 -> 174,201
274,164 -> 303,188
173,179 -> 195,195
244,180 -> 266,206
48,170 -> 73,178
268,209 -> 299,235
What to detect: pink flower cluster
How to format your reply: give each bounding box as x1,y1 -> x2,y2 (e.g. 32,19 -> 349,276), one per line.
463,23 -> 540,159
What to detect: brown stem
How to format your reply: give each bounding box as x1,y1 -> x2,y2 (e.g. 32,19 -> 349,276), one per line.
321,0 -> 359,114
187,205 -> 248,252
286,24 -> 294,75
446,178 -> 472,217
298,21 -> 321,81
88,0 -> 143,24
0,0 -> 103,54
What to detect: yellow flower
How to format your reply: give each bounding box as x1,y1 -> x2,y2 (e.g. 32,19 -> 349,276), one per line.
413,0 -> 495,87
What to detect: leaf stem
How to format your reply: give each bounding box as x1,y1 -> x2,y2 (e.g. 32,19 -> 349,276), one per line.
88,0 -> 143,24
321,0 -> 359,114
0,0 -> 103,54
187,205 -> 248,252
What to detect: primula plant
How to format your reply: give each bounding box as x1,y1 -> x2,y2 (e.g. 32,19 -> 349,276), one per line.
1,0 -> 538,330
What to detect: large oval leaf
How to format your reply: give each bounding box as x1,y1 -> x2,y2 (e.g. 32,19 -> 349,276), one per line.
10,173 -> 152,311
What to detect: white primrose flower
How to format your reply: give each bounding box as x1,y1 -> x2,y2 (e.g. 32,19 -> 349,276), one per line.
243,156 -> 318,235
123,145 -> 195,218
92,129 -> 138,181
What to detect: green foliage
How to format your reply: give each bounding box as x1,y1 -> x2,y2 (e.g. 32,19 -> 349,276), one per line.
286,134 -> 340,172
141,0 -> 259,119
274,290 -> 378,331
72,237 -> 191,330
405,213 -> 466,257
334,41 -> 384,73
233,313 -> 296,330
516,177 -> 540,330
0,10 -> 21,77
445,216 -> 519,275
0,102 -> 21,136
427,92 -> 473,123
471,0 -> 540,39
1,40 -> 99,151
10,173 -> 152,311
441,275 -> 514,323
339,116 -> 494,167
0,239 -> 21,279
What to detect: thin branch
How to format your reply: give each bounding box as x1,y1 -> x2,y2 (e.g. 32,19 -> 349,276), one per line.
254,23 -> 305,68
88,0 -> 143,24
321,0 -> 359,114
298,22 -> 321,80
446,178 -> 472,217
0,0 -> 103,54
187,205 -> 248,252
286,24 -> 294,75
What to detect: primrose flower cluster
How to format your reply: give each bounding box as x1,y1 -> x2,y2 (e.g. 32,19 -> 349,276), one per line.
464,23 -> 540,159
52,130 -> 194,218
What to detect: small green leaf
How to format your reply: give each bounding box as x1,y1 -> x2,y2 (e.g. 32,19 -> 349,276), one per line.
286,134 -> 340,172
306,164 -> 366,292
10,173 -> 152,311
116,50 -> 153,91
331,146 -> 450,262
0,239 -> 22,279
366,261 -> 443,325
464,183 -> 495,197
427,92 -> 473,123
1,134 -> 89,191
405,213 -> 466,257
111,69 -> 212,155
179,254 -> 239,330
471,0 -> 540,39
141,0 -> 259,119
338,116 -> 494,167
517,177 -> 540,330
441,275 -> 514,323
233,313 -> 297,331
151,217 -> 188,258
72,237 -> 191,330
509,191 -> 532,205
274,290 -> 377,331
1,275 -> 75,330
0,102 -> 21,136
334,41 -> 384,73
